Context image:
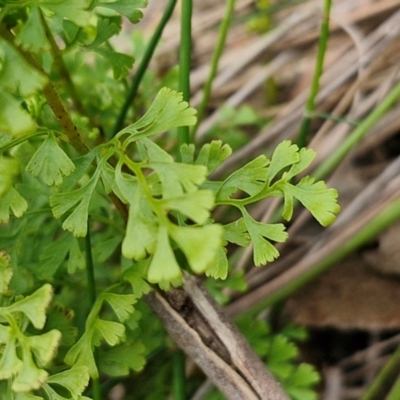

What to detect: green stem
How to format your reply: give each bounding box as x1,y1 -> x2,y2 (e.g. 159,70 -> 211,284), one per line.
243,195 -> 400,314
191,0 -> 237,137
173,350 -> 186,400
84,221 -> 101,400
110,0 -> 178,137
314,79 -> 400,180
297,0 -> 332,148
0,130 -> 49,153
40,11 -> 90,120
361,346 -> 400,400
385,373 -> 400,400
0,27 -> 89,155
177,0 -> 193,149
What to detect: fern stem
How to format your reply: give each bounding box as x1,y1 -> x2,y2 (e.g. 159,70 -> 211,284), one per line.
0,26 -> 89,155
177,0 -> 193,148
40,10 -> 90,121
296,0 -> 332,147
111,0 -> 178,137
173,350 -> 186,400
314,79 -> 400,180
85,221 -> 102,400
361,345 -> 400,400
385,373 -> 400,400
191,0 -> 237,138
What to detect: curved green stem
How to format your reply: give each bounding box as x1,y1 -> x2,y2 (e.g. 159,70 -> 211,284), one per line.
297,0 -> 332,147
314,79 -> 400,180
361,345 -> 400,400
192,0 -> 237,138
0,130 -> 49,153
385,373 -> 400,400
173,350 -> 186,400
110,0 -> 178,137
40,11 -> 90,120
177,0 -> 193,149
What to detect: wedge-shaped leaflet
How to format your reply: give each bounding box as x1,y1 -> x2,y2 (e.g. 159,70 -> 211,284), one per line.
39,233 -> 84,278
93,319 -> 125,347
94,0 -> 147,23
137,137 -> 173,163
284,147 -> 316,180
284,363 -> 320,400
161,190 -> 214,224
50,165 -> 102,237
204,247 -> 229,280
122,261 -> 151,297
0,187 -> 28,223
15,7 -> 50,52
43,366 -> 89,400
276,176 -> 340,226
193,140 -> 232,174
118,88 -> 196,139
0,336 -> 22,379
223,218 -> 251,247
122,186 -> 157,259
147,225 -> 182,290
11,350 -> 48,392
217,155 -> 269,200
4,284 -> 53,330
102,293 -> 136,323
150,162 -> 207,198
99,342 -> 146,377
242,209 -> 288,266
65,330 -> 98,377
26,132 -> 75,186
266,334 -> 298,379
266,140 -> 300,184
113,160 -> 138,203
0,40 -> 47,97
13,391 -> 43,400
0,251 -> 12,293
39,0 -> 91,27
169,224 -> 224,275
0,93 -> 36,136
26,330 -> 61,367
0,156 -> 19,197
86,18 -> 134,80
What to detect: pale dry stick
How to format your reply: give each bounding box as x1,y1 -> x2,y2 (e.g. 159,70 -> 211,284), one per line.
145,291 -> 260,400
354,104 -> 400,156
190,379 -> 214,400
339,334 -> 400,369
195,51 -> 296,131
322,367 -> 343,400
194,9 -> 317,138
329,12 -> 366,112
224,20 -> 400,278
218,8 -> 400,173
182,274 -> 289,400
158,0 -> 253,59
225,184 -> 400,317
286,73 -> 400,242
282,0 -> 400,48
344,356 -> 390,386
332,153 -> 400,232
146,279 -> 290,400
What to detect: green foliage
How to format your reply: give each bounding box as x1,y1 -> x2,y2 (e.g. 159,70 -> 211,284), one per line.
237,316 -> 321,400
0,0 -> 339,398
